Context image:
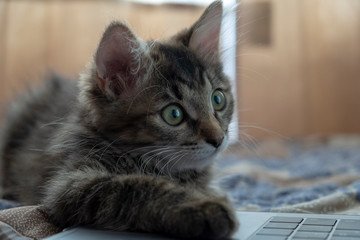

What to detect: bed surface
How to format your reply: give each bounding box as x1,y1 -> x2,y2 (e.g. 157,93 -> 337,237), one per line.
215,135 -> 360,214
1,135 -> 360,239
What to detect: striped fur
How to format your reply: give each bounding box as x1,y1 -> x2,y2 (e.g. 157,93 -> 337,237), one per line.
0,1 -> 238,238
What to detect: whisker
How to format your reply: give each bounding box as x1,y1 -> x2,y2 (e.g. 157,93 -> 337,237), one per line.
139,147 -> 173,174
157,151 -> 183,177
98,136 -> 123,163
238,124 -> 288,139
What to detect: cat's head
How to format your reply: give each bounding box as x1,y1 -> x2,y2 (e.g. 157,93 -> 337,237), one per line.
79,1 -> 234,174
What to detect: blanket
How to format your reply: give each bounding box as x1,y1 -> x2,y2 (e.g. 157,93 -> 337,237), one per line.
1,136 -> 359,239
0,206 -> 60,240
215,136 -> 360,214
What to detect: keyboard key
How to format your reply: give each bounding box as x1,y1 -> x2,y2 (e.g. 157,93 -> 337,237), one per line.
293,231 -> 328,239
332,237 -> 360,240
270,216 -> 303,223
264,222 -> 299,229
336,219 -> 360,230
292,239 -> 327,240
257,228 -> 293,236
252,216 -> 360,240
333,230 -> 360,237
249,235 -> 287,240
293,239 -> 327,240
302,218 -> 336,226
298,225 -> 333,232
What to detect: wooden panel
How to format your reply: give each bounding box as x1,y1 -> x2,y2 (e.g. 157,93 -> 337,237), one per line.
237,0 -> 360,139
300,0 -> 360,134
47,1 -> 204,76
237,0 -> 306,139
1,0 -> 204,109
2,1 -> 48,102
0,0 -> 9,106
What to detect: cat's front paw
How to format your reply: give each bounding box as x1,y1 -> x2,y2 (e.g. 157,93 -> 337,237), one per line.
167,198 -> 239,239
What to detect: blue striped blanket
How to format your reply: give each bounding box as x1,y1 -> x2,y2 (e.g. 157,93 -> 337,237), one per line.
215,137 -> 360,214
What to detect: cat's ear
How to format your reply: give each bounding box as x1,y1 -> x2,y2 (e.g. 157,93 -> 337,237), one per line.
95,22 -> 150,100
189,1 -> 223,60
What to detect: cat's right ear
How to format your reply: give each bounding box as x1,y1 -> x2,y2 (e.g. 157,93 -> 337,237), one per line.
95,22 -> 150,100
188,1 -> 223,61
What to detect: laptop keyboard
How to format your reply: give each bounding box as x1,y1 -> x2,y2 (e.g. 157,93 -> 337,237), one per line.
248,216 -> 360,240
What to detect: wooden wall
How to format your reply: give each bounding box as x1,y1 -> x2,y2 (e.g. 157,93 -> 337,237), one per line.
1,0 -> 360,139
238,0 -> 360,139
0,0 -> 204,102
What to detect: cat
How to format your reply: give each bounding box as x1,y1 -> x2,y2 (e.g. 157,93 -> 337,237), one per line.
0,1 -> 238,238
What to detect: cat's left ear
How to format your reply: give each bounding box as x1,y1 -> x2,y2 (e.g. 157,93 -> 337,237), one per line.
189,1 -> 223,60
95,22 -> 150,100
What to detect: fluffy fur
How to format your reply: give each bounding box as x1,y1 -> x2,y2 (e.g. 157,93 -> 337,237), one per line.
0,1 -> 238,238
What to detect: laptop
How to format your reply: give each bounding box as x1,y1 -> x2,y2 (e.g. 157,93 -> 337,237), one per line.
44,211 -> 360,240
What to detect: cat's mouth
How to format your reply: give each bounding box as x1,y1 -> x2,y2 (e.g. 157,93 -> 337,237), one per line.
144,135 -> 229,174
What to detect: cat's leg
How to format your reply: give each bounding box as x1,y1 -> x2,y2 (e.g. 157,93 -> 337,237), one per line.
42,168 -> 238,239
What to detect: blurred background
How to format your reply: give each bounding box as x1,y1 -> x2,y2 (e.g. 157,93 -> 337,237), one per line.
0,0 -> 359,141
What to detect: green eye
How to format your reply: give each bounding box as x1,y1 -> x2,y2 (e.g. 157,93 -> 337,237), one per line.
211,90 -> 226,111
161,105 -> 184,126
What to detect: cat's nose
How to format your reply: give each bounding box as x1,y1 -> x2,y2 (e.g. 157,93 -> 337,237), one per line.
206,136 -> 224,148
199,117 -> 225,149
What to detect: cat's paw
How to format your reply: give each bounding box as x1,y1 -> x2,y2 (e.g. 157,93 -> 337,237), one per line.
167,198 -> 239,239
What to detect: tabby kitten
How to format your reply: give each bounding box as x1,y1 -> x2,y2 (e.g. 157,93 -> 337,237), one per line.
0,1 -> 238,238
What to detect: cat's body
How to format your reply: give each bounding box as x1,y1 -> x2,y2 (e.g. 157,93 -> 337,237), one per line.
0,1 -> 238,238
1,76 -> 78,203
